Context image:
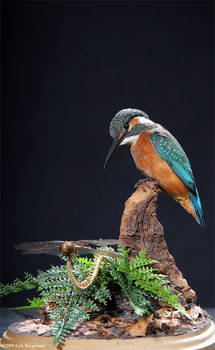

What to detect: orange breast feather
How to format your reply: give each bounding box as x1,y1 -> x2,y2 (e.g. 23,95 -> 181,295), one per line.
130,131 -> 188,199
130,131 -> 198,222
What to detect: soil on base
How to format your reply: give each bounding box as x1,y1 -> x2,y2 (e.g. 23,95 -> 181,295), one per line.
8,291 -> 212,340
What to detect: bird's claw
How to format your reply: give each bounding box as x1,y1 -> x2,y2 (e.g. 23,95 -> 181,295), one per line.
134,178 -> 160,190
134,178 -> 149,189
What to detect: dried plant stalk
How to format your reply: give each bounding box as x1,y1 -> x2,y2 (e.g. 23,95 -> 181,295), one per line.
66,254 -> 103,290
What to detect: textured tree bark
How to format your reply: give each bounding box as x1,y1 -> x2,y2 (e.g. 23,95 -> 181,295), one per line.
119,180 -> 196,304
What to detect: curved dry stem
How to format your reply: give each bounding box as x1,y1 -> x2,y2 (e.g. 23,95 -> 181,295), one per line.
66,254 -> 103,290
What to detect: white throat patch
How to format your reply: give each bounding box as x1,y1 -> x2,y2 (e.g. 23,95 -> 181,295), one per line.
120,135 -> 139,146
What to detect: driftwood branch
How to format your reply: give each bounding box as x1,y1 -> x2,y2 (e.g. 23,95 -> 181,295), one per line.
119,180 -> 196,303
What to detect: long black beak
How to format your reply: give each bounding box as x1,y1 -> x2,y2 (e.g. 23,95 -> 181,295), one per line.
103,132 -> 125,170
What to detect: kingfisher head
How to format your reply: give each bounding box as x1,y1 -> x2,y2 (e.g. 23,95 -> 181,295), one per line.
104,108 -> 154,170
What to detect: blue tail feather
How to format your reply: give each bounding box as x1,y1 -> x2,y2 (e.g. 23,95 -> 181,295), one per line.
189,190 -> 205,227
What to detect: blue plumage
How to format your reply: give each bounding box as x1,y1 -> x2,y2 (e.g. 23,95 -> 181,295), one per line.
189,191 -> 205,227
151,130 -> 204,227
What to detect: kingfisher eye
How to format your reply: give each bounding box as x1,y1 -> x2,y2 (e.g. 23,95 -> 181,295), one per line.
124,121 -> 129,129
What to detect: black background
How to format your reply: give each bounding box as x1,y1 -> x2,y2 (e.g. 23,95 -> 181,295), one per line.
2,1 -> 214,307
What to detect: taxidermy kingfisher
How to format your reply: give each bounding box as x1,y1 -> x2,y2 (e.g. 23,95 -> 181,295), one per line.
104,108 -> 204,227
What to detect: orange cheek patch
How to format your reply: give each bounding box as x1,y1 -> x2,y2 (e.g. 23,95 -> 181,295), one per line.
119,129 -> 125,139
129,117 -> 141,131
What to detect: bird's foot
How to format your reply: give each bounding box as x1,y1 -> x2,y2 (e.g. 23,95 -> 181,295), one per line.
134,178 -> 160,190
134,178 -> 148,189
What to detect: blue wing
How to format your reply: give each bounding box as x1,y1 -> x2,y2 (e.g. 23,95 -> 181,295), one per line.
151,130 -> 195,194
150,130 -> 204,226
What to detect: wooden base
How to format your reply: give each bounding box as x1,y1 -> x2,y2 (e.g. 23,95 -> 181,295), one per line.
1,320 -> 215,350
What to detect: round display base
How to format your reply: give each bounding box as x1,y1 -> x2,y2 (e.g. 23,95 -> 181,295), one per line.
1,319 -> 215,350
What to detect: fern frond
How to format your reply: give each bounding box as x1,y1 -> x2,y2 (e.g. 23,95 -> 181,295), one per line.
10,297 -> 44,310
0,272 -> 37,297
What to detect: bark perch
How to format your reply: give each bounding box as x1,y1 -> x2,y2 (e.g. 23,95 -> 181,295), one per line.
119,180 -> 196,303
